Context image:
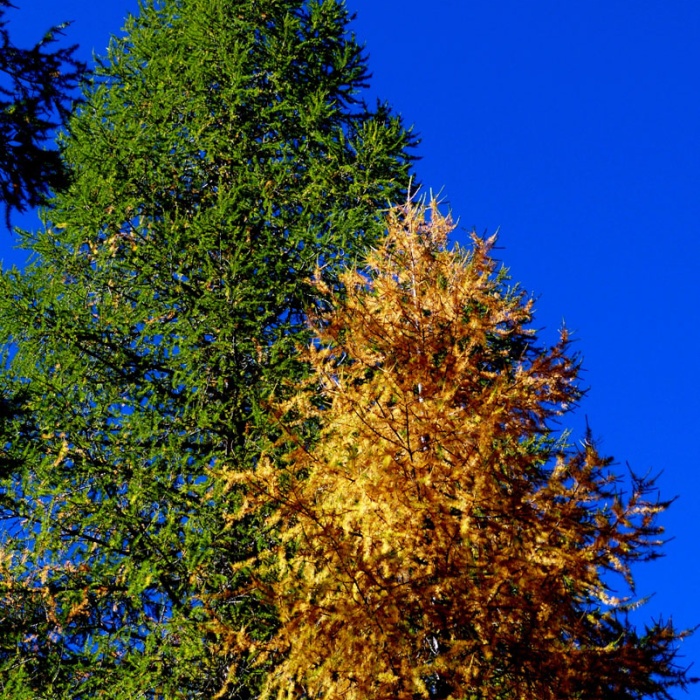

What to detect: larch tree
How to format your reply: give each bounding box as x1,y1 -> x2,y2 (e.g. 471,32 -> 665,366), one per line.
0,0 -> 414,697
232,200 -> 694,699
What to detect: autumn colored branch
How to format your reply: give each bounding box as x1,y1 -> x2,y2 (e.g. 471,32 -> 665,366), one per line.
226,199 -> 693,700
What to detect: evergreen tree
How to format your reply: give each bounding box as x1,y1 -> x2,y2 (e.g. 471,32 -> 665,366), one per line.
234,200 -> 694,699
0,0 -> 414,696
0,0 -> 84,226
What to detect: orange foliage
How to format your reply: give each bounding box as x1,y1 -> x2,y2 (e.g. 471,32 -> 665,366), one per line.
225,200 -> 690,699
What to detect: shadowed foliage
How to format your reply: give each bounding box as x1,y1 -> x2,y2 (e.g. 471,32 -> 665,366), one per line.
0,0 -> 85,226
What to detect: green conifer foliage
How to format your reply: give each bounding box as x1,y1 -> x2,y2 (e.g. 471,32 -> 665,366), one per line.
0,1 -> 414,696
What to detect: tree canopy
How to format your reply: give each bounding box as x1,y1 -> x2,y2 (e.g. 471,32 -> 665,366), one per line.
0,0 -> 413,696
0,0 -> 84,226
0,1 -> 693,698
229,200 -> 694,699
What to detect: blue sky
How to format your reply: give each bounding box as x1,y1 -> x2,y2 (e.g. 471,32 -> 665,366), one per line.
4,0 -> 699,691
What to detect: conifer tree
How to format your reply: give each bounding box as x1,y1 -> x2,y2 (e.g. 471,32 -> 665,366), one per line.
0,0 -> 413,696
0,0 -> 84,225
234,201 -> 694,699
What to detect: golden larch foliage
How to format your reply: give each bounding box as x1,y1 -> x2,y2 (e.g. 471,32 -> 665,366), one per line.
223,200 -> 691,700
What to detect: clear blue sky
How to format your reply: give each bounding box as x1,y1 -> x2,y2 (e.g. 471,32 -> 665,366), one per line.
4,0 -> 699,691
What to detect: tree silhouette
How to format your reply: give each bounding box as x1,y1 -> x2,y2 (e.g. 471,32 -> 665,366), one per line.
0,0 -> 84,226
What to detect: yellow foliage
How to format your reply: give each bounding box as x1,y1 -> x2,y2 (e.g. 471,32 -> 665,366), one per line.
223,199 -> 684,699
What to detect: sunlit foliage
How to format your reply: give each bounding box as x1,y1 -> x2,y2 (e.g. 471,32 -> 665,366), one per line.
0,1 -> 413,696
233,200 -> 693,699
